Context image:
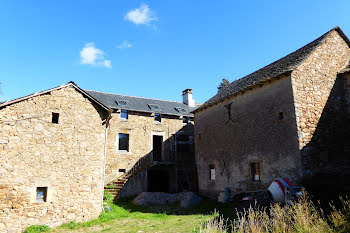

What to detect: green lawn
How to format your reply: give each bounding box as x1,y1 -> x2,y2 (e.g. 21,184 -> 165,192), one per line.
48,196 -> 235,233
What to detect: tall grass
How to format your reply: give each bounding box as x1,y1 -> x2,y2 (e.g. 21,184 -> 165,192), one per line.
200,194 -> 350,233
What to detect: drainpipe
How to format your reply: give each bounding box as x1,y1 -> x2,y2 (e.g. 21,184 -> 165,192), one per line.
101,109 -> 113,212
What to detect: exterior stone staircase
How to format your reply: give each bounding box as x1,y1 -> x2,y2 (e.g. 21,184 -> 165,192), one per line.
104,154 -> 152,200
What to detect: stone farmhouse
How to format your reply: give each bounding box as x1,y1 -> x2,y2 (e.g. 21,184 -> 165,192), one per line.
193,27 -> 350,199
2,25 -> 350,232
0,83 -> 198,232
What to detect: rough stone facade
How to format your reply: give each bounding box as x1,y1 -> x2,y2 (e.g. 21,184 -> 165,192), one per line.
194,75 -> 301,198
104,110 -> 197,194
292,30 -> 350,178
195,29 -> 350,199
0,86 -> 107,232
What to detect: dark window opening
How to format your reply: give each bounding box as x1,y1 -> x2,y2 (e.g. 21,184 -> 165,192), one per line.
36,187 -> 47,202
119,169 -> 126,173
176,134 -> 193,152
154,113 -> 161,123
183,116 -> 189,124
121,110 -> 128,120
118,133 -> 129,151
250,162 -> 261,181
52,112 -> 59,124
209,164 -> 215,180
279,112 -> 285,121
153,135 -> 163,161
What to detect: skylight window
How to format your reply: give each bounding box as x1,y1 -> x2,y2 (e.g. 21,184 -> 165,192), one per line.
148,104 -> 160,110
116,100 -> 128,106
175,107 -> 187,113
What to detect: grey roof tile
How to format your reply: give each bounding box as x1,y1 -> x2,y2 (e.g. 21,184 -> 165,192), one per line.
86,90 -> 198,117
196,27 -> 350,112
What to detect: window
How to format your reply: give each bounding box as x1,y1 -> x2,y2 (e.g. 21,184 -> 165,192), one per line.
183,116 -> 189,124
120,110 -> 128,120
148,104 -> 160,110
175,107 -> 187,113
250,162 -> 261,181
154,113 -> 161,123
116,100 -> 128,107
36,187 -> 47,202
118,133 -> 129,152
118,169 -> 126,173
52,112 -> 59,124
279,112 -> 285,121
209,165 -> 215,180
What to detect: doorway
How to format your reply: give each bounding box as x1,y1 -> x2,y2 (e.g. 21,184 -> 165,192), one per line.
153,135 -> 163,161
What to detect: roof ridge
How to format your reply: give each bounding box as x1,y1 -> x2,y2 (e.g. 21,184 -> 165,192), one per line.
228,27 -> 335,89
197,26 -> 346,112
86,89 -> 185,104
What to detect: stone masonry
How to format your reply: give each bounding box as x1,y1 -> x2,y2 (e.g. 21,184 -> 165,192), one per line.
0,86 -> 107,232
105,110 -> 189,187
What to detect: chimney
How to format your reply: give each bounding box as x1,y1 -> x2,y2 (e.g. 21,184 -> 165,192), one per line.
182,89 -> 195,107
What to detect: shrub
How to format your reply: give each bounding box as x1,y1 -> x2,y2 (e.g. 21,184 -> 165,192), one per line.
200,193 -> 350,233
23,225 -> 50,233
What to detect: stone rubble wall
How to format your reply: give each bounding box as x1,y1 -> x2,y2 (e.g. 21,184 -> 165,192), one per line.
105,111 -> 190,180
194,75 -> 301,199
291,30 -> 350,177
0,87 -> 106,232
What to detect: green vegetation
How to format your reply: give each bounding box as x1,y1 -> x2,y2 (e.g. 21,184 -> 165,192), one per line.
200,194 -> 350,233
24,225 -> 50,233
50,195 -> 233,233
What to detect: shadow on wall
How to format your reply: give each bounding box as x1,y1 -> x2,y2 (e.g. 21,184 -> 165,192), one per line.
117,122 -> 199,197
301,75 -> 350,203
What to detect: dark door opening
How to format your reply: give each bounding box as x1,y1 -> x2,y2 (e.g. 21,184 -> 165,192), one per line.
153,135 -> 162,161
148,169 -> 169,192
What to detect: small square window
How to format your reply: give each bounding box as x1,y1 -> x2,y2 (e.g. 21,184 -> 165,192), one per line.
121,110 -> 128,120
118,133 -> 129,152
209,164 -> 215,181
250,162 -> 261,181
52,112 -> 59,124
154,113 -> 161,123
36,187 -> 47,202
119,169 -> 126,173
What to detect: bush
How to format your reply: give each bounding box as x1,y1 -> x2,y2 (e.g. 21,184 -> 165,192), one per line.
200,193 -> 350,233
23,225 -> 50,233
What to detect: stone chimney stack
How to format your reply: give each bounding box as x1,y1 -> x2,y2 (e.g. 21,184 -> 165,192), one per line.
182,89 -> 195,107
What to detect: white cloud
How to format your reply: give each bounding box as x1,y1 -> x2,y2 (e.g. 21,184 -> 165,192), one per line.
117,41 -> 133,50
124,4 -> 157,25
80,42 -> 112,68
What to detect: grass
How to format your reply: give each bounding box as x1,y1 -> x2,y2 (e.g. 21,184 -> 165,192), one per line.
49,195 -> 232,233
24,225 -> 50,233
200,193 -> 350,233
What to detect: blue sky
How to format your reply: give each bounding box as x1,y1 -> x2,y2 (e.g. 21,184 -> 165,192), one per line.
0,1 -> 349,103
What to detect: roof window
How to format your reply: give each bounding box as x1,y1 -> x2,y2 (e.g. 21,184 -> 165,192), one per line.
148,104 -> 160,110
116,100 -> 128,106
175,107 -> 187,113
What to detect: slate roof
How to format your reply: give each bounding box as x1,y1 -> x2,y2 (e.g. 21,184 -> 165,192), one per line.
0,82 -> 109,111
195,26 -> 350,112
86,90 -> 198,117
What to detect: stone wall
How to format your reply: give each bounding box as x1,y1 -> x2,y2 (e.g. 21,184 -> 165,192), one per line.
291,30 -> 350,180
194,75 -> 302,199
0,86 -> 107,232
105,111 -> 187,180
